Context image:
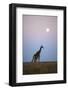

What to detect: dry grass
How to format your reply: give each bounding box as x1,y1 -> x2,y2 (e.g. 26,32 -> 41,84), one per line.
23,62 -> 57,75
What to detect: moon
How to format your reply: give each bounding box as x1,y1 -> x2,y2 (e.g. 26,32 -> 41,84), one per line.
46,28 -> 50,32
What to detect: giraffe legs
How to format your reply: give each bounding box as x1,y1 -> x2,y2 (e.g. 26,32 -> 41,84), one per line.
37,55 -> 40,62
32,56 -> 35,63
32,55 -> 40,63
32,56 -> 34,63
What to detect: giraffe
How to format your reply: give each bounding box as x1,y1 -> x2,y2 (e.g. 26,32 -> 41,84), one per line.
32,46 -> 44,63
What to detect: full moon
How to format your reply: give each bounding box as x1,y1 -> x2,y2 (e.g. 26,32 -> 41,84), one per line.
46,28 -> 50,32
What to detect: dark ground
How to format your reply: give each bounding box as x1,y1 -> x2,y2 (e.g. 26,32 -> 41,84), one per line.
23,62 -> 57,75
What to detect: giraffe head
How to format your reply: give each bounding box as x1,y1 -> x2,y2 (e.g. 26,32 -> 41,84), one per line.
40,45 -> 44,49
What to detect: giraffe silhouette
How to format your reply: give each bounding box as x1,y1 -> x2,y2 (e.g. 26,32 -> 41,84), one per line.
32,45 -> 44,63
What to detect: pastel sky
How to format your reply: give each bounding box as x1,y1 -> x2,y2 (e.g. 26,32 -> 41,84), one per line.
23,15 -> 57,62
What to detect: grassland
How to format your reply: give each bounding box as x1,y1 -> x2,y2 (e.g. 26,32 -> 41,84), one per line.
23,62 -> 57,75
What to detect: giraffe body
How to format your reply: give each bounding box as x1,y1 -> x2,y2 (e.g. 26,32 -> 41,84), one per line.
32,46 -> 43,63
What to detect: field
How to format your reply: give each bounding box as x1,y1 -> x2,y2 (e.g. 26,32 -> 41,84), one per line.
23,62 -> 57,75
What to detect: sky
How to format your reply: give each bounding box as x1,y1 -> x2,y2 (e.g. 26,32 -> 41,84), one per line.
23,15 -> 57,62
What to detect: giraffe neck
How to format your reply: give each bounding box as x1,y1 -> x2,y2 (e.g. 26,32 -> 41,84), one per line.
39,47 -> 42,53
